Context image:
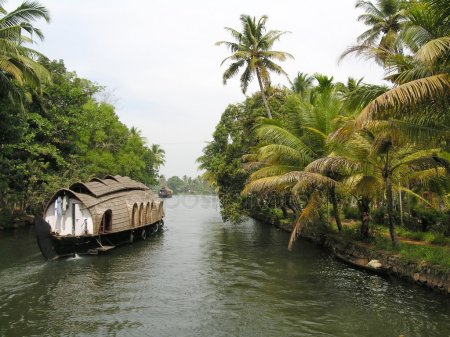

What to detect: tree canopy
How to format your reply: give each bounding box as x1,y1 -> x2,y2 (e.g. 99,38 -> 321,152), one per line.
203,5 -> 450,249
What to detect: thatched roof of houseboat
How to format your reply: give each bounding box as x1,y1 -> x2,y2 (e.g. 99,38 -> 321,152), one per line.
46,175 -> 163,234
70,175 -> 149,198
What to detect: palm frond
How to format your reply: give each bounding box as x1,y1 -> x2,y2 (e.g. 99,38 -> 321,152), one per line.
408,167 -> 447,187
248,165 -> 299,181
355,74 -> 450,126
397,186 -> 432,207
305,156 -> 361,175
288,191 -> 321,250
257,143 -> 306,165
414,36 -> 450,65
242,172 -> 297,195
256,124 -> 316,159
291,172 -> 337,195
349,175 -> 382,198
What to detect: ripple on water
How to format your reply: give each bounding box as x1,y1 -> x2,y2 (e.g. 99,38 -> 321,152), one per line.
0,196 -> 449,337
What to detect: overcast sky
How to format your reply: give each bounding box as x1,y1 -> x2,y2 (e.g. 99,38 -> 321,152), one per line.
14,0 -> 386,178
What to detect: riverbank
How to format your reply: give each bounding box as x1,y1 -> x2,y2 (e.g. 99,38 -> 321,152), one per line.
251,212 -> 450,296
0,214 -> 34,230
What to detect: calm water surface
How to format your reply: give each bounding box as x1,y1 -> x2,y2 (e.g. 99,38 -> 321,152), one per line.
0,195 -> 448,337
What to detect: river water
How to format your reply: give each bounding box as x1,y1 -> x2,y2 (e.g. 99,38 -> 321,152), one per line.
0,195 -> 448,336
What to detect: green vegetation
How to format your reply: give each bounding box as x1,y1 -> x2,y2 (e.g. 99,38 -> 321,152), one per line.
374,238 -> 450,269
0,1 -> 164,225
216,14 -> 293,119
0,0 -> 50,104
157,175 -> 215,195
200,0 -> 450,269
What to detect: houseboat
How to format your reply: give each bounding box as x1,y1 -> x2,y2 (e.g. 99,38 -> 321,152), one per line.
35,175 -> 164,260
158,186 -> 173,198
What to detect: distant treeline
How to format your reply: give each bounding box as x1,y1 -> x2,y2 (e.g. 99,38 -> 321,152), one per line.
157,175 -> 215,195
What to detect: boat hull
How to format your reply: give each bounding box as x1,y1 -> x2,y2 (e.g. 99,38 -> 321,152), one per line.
35,216 -> 163,259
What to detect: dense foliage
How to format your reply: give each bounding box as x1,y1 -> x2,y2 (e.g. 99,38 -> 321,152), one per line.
197,89 -> 290,222
0,59 -> 165,220
201,1 -> 450,249
0,2 -> 164,222
157,175 -> 215,195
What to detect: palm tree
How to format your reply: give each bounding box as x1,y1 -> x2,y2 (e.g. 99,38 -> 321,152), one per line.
356,0 -> 406,49
340,0 -> 406,65
216,14 -> 293,119
331,120 -> 448,246
345,0 -> 450,146
336,0 -> 450,242
150,144 -> 166,169
0,0 -> 51,102
290,72 -> 314,98
242,80 -> 350,239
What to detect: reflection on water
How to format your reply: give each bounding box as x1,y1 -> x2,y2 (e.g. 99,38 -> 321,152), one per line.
0,195 -> 448,337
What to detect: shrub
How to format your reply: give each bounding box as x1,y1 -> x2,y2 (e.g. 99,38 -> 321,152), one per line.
411,205 -> 446,232
373,206 -> 387,225
343,205 -> 359,220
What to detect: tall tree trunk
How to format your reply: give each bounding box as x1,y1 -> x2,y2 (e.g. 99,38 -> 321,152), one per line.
281,205 -> 288,218
385,174 -> 398,247
329,187 -> 343,233
256,68 -> 272,119
446,211 -> 450,237
286,198 -> 298,213
398,183 -> 403,227
406,180 -> 411,227
358,196 -> 371,239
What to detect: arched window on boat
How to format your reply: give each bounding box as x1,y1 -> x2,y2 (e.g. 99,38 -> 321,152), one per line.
145,202 -> 150,223
99,209 -> 113,233
150,201 -> 155,221
139,203 -> 145,226
131,203 -> 138,227
158,201 -> 164,217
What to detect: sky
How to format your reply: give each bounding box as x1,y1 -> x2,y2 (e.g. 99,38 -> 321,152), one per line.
12,0 -> 386,177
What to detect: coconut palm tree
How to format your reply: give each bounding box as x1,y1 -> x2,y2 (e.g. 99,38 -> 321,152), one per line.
330,119 -> 448,246
340,0 -> 407,65
242,79 -> 350,238
0,0 -> 51,103
150,144 -> 166,169
290,72 -> 314,98
342,0 -> 450,137
216,14 -> 293,119
277,119 -> 447,248
356,0 -> 406,49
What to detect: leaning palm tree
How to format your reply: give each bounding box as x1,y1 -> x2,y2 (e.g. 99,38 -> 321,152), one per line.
0,0 -> 51,103
216,14 -> 293,119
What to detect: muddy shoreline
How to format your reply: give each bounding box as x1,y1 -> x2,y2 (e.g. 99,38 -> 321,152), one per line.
0,214 -> 34,230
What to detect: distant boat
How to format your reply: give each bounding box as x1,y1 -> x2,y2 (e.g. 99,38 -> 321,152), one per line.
35,175 -> 164,259
158,186 -> 173,198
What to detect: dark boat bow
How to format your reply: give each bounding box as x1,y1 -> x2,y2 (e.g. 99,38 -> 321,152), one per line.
35,216 -> 59,260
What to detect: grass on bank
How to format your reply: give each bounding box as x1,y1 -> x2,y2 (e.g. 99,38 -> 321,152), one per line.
373,237 -> 450,269
255,208 -> 450,269
338,223 -> 450,270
